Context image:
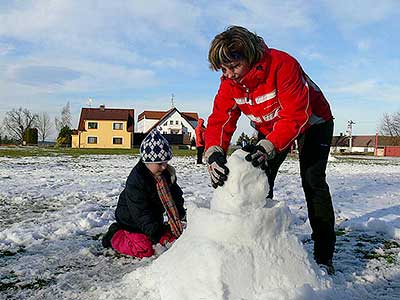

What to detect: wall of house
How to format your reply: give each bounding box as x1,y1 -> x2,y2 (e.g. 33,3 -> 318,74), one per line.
137,118 -> 158,133
351,146 -> 375,153
331,146 -> 375,153
71,134 -> 79,148
76,120 -> 132,149
384,146 -> 400,157
158,111 -> 196,139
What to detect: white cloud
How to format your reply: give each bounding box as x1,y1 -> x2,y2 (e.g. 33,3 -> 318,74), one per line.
0,1 -> 206,47
0,43 -> 15,55
329,79 -> 378,94
356,39 -> 372,51
327,79 -> 400,103
322,0 -> 398,26
9,65 -> 81,86
299,47 -> 329,63
204,0 -> 314,34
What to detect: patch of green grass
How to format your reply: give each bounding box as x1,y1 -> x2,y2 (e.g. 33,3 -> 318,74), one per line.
357,235 -> 383,244
0,246 -> 25,257
383,240 -> 400,249
335,228 -> 347,236
0,277 -> 53,291
386,255 -> 395,264
364,252 -> 396,264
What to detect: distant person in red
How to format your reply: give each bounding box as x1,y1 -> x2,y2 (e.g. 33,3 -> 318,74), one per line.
195,118 -> 206,164
204,26 -> 335,274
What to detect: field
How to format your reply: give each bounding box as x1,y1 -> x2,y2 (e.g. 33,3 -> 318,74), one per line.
1,151 -> 400,299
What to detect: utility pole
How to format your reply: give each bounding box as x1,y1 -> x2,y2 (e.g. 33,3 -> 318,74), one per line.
346,120 -> 355,152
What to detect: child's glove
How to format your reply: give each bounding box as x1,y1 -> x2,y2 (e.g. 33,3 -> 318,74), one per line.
245,139 -> 275,170
205,146 -> 229,189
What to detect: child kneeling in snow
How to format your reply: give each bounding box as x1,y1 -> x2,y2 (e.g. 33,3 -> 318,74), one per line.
102,129 -> 186,258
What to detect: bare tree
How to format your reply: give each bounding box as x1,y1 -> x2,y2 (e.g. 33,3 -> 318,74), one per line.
3,107 -> 38,143
55,101 -> 72,132
37,112 -> 53,142
393,112 -> 400,136
380,112 -> 400,136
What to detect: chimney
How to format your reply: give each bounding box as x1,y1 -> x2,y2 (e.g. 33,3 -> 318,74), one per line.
99,104 -> 105,111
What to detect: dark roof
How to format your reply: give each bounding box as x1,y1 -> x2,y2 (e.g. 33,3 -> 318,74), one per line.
77,107 -> 135,132
376,136 -> 400,146
138,111 -> 166,121
331,135 -> 400,147
138,109 -> 199,122
181,112 -> 199,121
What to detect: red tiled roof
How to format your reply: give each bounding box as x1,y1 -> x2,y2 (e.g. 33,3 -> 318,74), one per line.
77,107 -> 135,132
182,112 -> 199,121
331,135 -> 400,147
138,110 -> 199,121
352,136 -> 374,147
138,110 -> 167,121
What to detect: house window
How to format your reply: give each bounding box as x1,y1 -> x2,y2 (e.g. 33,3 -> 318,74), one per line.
176,120 -> 179,125
163,131 -> 167,134
113,137 -> 123,144
87,136 -> 97,144
170,120 -> 173,125
88,122 -> 98,129
113,122 -> 123,130
164,122 -> 167,126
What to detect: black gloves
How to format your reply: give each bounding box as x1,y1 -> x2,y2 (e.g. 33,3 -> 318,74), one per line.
243,139 -> 276,171
206,147 -> 229,189
244,145 -> 269,170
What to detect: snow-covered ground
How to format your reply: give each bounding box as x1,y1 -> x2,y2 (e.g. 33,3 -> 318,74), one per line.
1,153 -> 400,299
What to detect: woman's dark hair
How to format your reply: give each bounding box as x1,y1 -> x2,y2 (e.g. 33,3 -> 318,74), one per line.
208,25 -> 265,71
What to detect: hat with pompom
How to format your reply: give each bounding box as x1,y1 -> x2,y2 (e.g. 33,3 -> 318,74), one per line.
140,129 -> 172,163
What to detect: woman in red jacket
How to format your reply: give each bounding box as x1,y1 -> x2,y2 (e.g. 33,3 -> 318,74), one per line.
205,26 -> 335,274
195,118 -> 206,164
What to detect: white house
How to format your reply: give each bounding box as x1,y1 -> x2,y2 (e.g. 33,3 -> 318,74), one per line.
137,108 -> 199,140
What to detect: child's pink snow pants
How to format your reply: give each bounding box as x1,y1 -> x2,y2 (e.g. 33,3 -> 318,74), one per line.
111,230 -> 154,258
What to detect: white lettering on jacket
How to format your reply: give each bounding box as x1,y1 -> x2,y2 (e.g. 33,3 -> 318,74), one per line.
234,89 -> 277,106
246,114 -> 262,123
234,97 -> 249,105
262,108 -> 280,121
255,89 -> 277,104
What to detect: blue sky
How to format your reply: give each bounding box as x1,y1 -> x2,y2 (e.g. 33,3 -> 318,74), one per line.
0,0 -> 399,141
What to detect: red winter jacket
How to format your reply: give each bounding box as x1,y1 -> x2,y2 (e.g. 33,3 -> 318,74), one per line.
195,118 -> 206,147
205,46 -> 333,153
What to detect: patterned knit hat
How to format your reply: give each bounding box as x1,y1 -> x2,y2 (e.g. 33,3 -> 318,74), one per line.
140,129 -> 173,163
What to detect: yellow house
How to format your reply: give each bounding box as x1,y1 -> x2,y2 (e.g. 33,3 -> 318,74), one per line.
71,105 -> 135,149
